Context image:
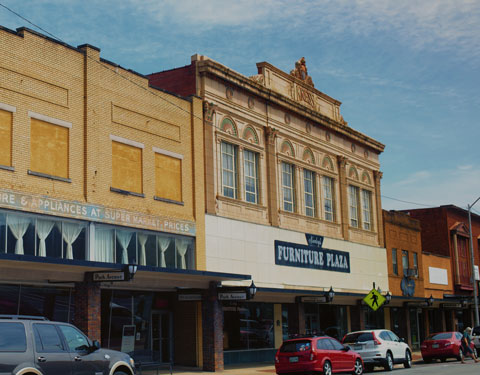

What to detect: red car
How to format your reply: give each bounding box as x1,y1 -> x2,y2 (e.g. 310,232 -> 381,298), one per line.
420,331 -> 477,363
275,336 -> 364,375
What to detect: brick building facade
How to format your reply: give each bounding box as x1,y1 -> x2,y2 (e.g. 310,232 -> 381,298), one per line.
0,25 -> 249,369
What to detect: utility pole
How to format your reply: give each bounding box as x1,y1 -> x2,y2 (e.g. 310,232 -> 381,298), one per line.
468,197 -> 480,327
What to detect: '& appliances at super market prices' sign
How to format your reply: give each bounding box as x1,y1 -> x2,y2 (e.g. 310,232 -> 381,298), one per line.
0,188 -> 195,236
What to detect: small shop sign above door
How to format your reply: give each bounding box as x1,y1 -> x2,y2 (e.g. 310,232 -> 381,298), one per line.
92,271 -> 125,282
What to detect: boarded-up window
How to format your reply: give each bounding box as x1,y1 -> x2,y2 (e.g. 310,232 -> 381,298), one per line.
112,141 -> 143,194
30,118 -> 69,178
155,153 -> 182,202
0,110 -> 12,167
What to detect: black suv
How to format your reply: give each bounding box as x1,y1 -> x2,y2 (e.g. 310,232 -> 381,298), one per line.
0,315 -> 135,375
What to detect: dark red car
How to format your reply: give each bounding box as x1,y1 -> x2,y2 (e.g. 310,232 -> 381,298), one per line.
420,331 -> 476,363
275,336 -> 364,375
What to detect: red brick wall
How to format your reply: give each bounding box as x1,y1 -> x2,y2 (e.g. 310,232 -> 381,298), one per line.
402,208 -> 450,256
74,281 -> 101,342
148,64 -> 196,97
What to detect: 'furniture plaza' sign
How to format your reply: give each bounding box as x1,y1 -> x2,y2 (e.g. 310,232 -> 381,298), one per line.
0,188 -> 195,236
275,240 -> 350,273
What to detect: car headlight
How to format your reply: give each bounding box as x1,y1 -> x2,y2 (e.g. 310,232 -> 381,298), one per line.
129,357 -> 135,367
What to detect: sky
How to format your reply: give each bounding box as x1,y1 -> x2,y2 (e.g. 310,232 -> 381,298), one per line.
0,0 -> 479,213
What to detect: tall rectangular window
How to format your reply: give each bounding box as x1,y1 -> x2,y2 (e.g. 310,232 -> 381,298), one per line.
30,118 -> 69,179
392,248 -> 398,275
221,141 -> 238,199
111,140 -> 143,194
155,152 -> 182,202
0,109 -> 12,167
244,149 -> 259,204
303,169 -> 316,217
413,252 -> 418,276
348,185 -> 359,227
281,162 -> 295,212
361,189 -> 372,230
402,250 -> 409,275
322,176 -> 334,221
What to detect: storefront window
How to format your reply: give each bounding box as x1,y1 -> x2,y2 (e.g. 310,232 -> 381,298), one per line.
223,302 -> 274,350
364,307 -> 385,329
0,284 -> 73,320
303,304 -> 348,340
0,210 -> 86,260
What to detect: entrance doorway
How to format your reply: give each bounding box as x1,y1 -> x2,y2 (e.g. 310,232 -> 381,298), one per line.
409,308 -> 424,349
152,311 -> 173,364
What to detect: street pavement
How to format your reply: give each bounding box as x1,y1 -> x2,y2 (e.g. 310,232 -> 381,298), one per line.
139,352 -> 480,375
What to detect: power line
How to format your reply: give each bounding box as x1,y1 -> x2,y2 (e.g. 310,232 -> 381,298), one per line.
381,195 -> 433,207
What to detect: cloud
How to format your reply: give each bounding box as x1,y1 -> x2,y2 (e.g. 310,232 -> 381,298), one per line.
395,171 -> 431,186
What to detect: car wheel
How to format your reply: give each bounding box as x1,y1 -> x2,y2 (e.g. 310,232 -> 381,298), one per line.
323,360 -> 332,375
353,358 -> 363,375
457,350 -> 464,362
423,357 -> 432,364
384,352 -> 394,371
404,350 -> 412,368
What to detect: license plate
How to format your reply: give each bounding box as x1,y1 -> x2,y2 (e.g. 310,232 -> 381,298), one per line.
432,344 -> 439,348
353,345 -> 363,350
289,356 -> 299,363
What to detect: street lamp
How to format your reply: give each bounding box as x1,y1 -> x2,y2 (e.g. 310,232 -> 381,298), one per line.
247,280 -> 257,300
468,197 -> 480,326
124,264 -> 138,281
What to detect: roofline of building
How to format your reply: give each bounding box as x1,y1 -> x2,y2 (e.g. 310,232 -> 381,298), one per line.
403,205 -> 480,221
193,58 -> 385,153
1,25 -> 195,102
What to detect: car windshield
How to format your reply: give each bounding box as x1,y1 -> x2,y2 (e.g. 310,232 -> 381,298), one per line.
280,340 -> 312,353
426,333 -> 452,340
343,332 -> 373,344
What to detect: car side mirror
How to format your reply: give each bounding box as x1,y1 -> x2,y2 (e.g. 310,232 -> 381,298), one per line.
342,346 -> 350,352
91,340 -> 100,352
400,338 -> 406,343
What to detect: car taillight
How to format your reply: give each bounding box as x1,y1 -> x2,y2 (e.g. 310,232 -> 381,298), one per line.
420,344 -> 427,349
275,355 -> 279,363
372,332 -> 381,345
341,334 -> 347,343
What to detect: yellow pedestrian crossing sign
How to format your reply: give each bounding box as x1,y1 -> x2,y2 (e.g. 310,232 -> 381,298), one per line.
364,289 -> 386,311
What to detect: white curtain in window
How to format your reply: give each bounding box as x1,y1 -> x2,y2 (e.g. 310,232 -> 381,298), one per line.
157,236 -> 171,268
61,222 -> 83,260
116,231 -> 133,264
138,233 -> 148,266
176,238 -> 189,269
36,219 -> 55,257
7,216 -> 30,255
95,228 -> 114,263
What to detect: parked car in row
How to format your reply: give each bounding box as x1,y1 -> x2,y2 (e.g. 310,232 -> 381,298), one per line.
275,335 -> 364,375
0,315 -> 136,375
342,329 -> 412,372
421,331 -> 477,363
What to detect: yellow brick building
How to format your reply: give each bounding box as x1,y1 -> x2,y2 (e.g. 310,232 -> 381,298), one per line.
0,26 -> 247,369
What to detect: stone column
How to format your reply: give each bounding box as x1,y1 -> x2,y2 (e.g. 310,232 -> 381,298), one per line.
265,127 -> 279,226
202,282 -> 224,372
74,281 -> 101,342
337,156 -> 349,241
373,170 -> 385,247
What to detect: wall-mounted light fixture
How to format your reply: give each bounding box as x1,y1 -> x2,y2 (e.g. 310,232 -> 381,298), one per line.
426,294 -> 434,307
385,291 -> 392,305
326,286 -> 335,303
247,280 -> 257,300
124,264 -> 138,281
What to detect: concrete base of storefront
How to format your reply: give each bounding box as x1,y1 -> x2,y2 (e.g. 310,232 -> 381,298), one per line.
141,352 -> 424,374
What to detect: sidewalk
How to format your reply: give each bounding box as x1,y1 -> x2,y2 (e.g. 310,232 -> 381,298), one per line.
140,352 -> 423,375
